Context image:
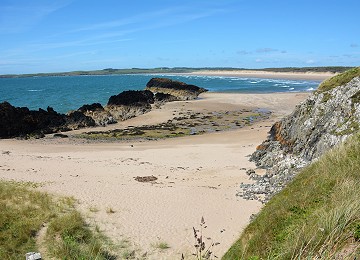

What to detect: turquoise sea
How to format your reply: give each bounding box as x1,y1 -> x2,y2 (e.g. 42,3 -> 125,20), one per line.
0,74 -> 320,114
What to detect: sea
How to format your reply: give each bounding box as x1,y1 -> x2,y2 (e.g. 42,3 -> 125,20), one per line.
0,74 -> 320,114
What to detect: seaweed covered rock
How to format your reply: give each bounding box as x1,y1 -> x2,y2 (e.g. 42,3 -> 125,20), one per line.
146,78 -> 207,100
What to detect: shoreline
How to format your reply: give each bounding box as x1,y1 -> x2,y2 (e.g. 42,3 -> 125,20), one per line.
172,69 -> 335,81
0,92 -> 309,259
0,68 -> 341,80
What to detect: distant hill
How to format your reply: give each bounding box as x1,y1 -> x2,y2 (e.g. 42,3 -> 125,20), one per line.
0,66 -> 353,78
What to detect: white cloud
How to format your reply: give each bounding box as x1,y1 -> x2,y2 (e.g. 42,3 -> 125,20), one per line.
237,50 -> 252,55
0,0 -> 72,33
305,59 -> 315,64
256,48 -> 278,53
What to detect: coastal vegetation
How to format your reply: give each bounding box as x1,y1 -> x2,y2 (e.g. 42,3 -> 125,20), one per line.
223,131 -> 360,259
317,67 -> 360,93
0,180 -> 115,259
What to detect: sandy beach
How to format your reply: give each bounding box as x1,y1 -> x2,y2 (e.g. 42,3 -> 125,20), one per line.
181,69 -> 335,81
0,92 -> 309,259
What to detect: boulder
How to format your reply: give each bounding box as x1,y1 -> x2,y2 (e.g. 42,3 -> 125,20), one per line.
146,78 -> 207,100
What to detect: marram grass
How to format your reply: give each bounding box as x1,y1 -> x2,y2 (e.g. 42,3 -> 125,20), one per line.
0,181 -> 115,259
223,132 -> 360,260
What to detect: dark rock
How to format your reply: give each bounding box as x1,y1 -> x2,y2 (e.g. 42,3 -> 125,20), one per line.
78,103 -> 104,113
0,102 -> 98,139
154,92 -> 177,103
105,90 -> 155,122
0,101 -> 67,138
146,78 -> 207,100
107,90 -> 154,106
53,133 -> 68,138
246,169 -> 255,175
67,111 -> 96,128
76,103 -> 115,126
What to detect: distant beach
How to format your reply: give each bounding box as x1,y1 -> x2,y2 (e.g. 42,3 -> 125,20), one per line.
181,69 -> 335,80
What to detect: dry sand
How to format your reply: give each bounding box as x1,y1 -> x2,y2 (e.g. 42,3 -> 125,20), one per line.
181,69 -> 334,81
0,92 -> 308,259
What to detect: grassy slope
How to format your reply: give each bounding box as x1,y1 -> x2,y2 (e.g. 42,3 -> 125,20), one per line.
223,132 -> 360,259
317,66 -> 360,93
0,181 -> 114,259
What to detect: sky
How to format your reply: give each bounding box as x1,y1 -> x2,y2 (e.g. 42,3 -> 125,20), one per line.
0,0 -> 359,74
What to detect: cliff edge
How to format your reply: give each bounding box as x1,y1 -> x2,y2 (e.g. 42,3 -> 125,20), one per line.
239,67 -> 360,203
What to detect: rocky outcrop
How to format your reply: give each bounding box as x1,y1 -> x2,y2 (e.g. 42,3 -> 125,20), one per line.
238,76 -> 360,203
0,102 -> 94,138
106,90 -> 154,121
78,103 -> 104,113
76,103 -> 115,126
107,90 -> 154,106
66,110 -> 96,129
154,92 -> 178,103
0,78 -> 207,138
146,78 -> 207,100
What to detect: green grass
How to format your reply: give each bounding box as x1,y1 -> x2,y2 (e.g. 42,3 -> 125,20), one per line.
317,67 -> 360,93
0,180 -> 115,259
223,132 -> 360,260
152,241 -> 171,250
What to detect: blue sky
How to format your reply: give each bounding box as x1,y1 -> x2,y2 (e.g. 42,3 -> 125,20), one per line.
0,0 -> 359,74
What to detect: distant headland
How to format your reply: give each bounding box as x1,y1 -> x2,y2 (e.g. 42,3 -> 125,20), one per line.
0,66 -> 353,79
